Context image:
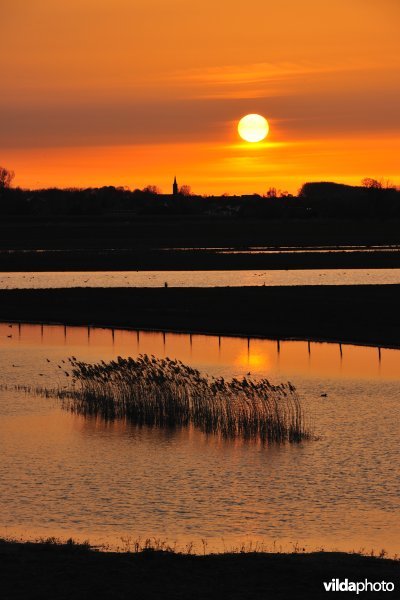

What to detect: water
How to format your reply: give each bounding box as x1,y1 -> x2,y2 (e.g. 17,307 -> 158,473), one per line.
1,322 -> 399,554
1,269 -> 400,289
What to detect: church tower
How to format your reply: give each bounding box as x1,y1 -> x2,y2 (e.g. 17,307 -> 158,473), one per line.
173,176 -> 178,196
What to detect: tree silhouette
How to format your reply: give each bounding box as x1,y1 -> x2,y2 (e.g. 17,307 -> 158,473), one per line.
0,166 -> 15,189
179,184 -> 191,196
361,178 -> 382,189
142,185 -> 160,194
265,187 -> 277,198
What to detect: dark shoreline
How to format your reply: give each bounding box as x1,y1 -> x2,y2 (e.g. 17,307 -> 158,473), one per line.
1,248 -> 400,271
1,216 -> 400,271
1,285 -> 399,348
0,540 -> 398,600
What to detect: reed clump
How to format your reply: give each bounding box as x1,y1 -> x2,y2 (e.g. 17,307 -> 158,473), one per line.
59,355 -> 311,443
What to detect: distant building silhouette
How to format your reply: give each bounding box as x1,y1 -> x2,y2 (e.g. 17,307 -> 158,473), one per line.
173,176 -> 178,196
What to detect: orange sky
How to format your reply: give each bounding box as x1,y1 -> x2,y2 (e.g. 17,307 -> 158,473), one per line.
1,0 -> 399,194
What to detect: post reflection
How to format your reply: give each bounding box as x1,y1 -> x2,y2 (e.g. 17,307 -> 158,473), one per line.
1,322 -> 399,381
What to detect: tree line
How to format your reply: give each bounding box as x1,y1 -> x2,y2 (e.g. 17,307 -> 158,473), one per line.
0,165 -> 399,218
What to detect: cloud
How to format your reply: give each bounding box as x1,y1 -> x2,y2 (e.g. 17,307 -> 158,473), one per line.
1,56 -> 399,149
168,61 -> 357,99
1,83 -> 399,150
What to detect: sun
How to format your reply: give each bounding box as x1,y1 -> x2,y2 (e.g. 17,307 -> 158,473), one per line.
238,114 -> 269,143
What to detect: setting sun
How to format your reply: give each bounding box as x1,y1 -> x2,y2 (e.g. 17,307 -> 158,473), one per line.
238,114 -> 269,143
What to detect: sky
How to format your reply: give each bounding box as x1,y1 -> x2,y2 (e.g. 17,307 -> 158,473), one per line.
1,0 -> 399,194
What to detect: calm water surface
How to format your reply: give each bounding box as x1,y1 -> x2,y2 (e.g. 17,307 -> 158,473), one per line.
1,269 -> 400,288
1,323 -> 399,553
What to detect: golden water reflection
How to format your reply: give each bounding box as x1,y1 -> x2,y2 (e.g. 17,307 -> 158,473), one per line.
1,322 -> 399,555
1,322 -> 397,381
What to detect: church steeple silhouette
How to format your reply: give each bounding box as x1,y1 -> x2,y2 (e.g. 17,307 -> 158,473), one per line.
173,176 -> 178,196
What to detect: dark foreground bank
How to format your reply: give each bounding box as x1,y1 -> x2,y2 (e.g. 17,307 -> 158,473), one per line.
0,540 -> 399,600
1,285 -> 400,347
